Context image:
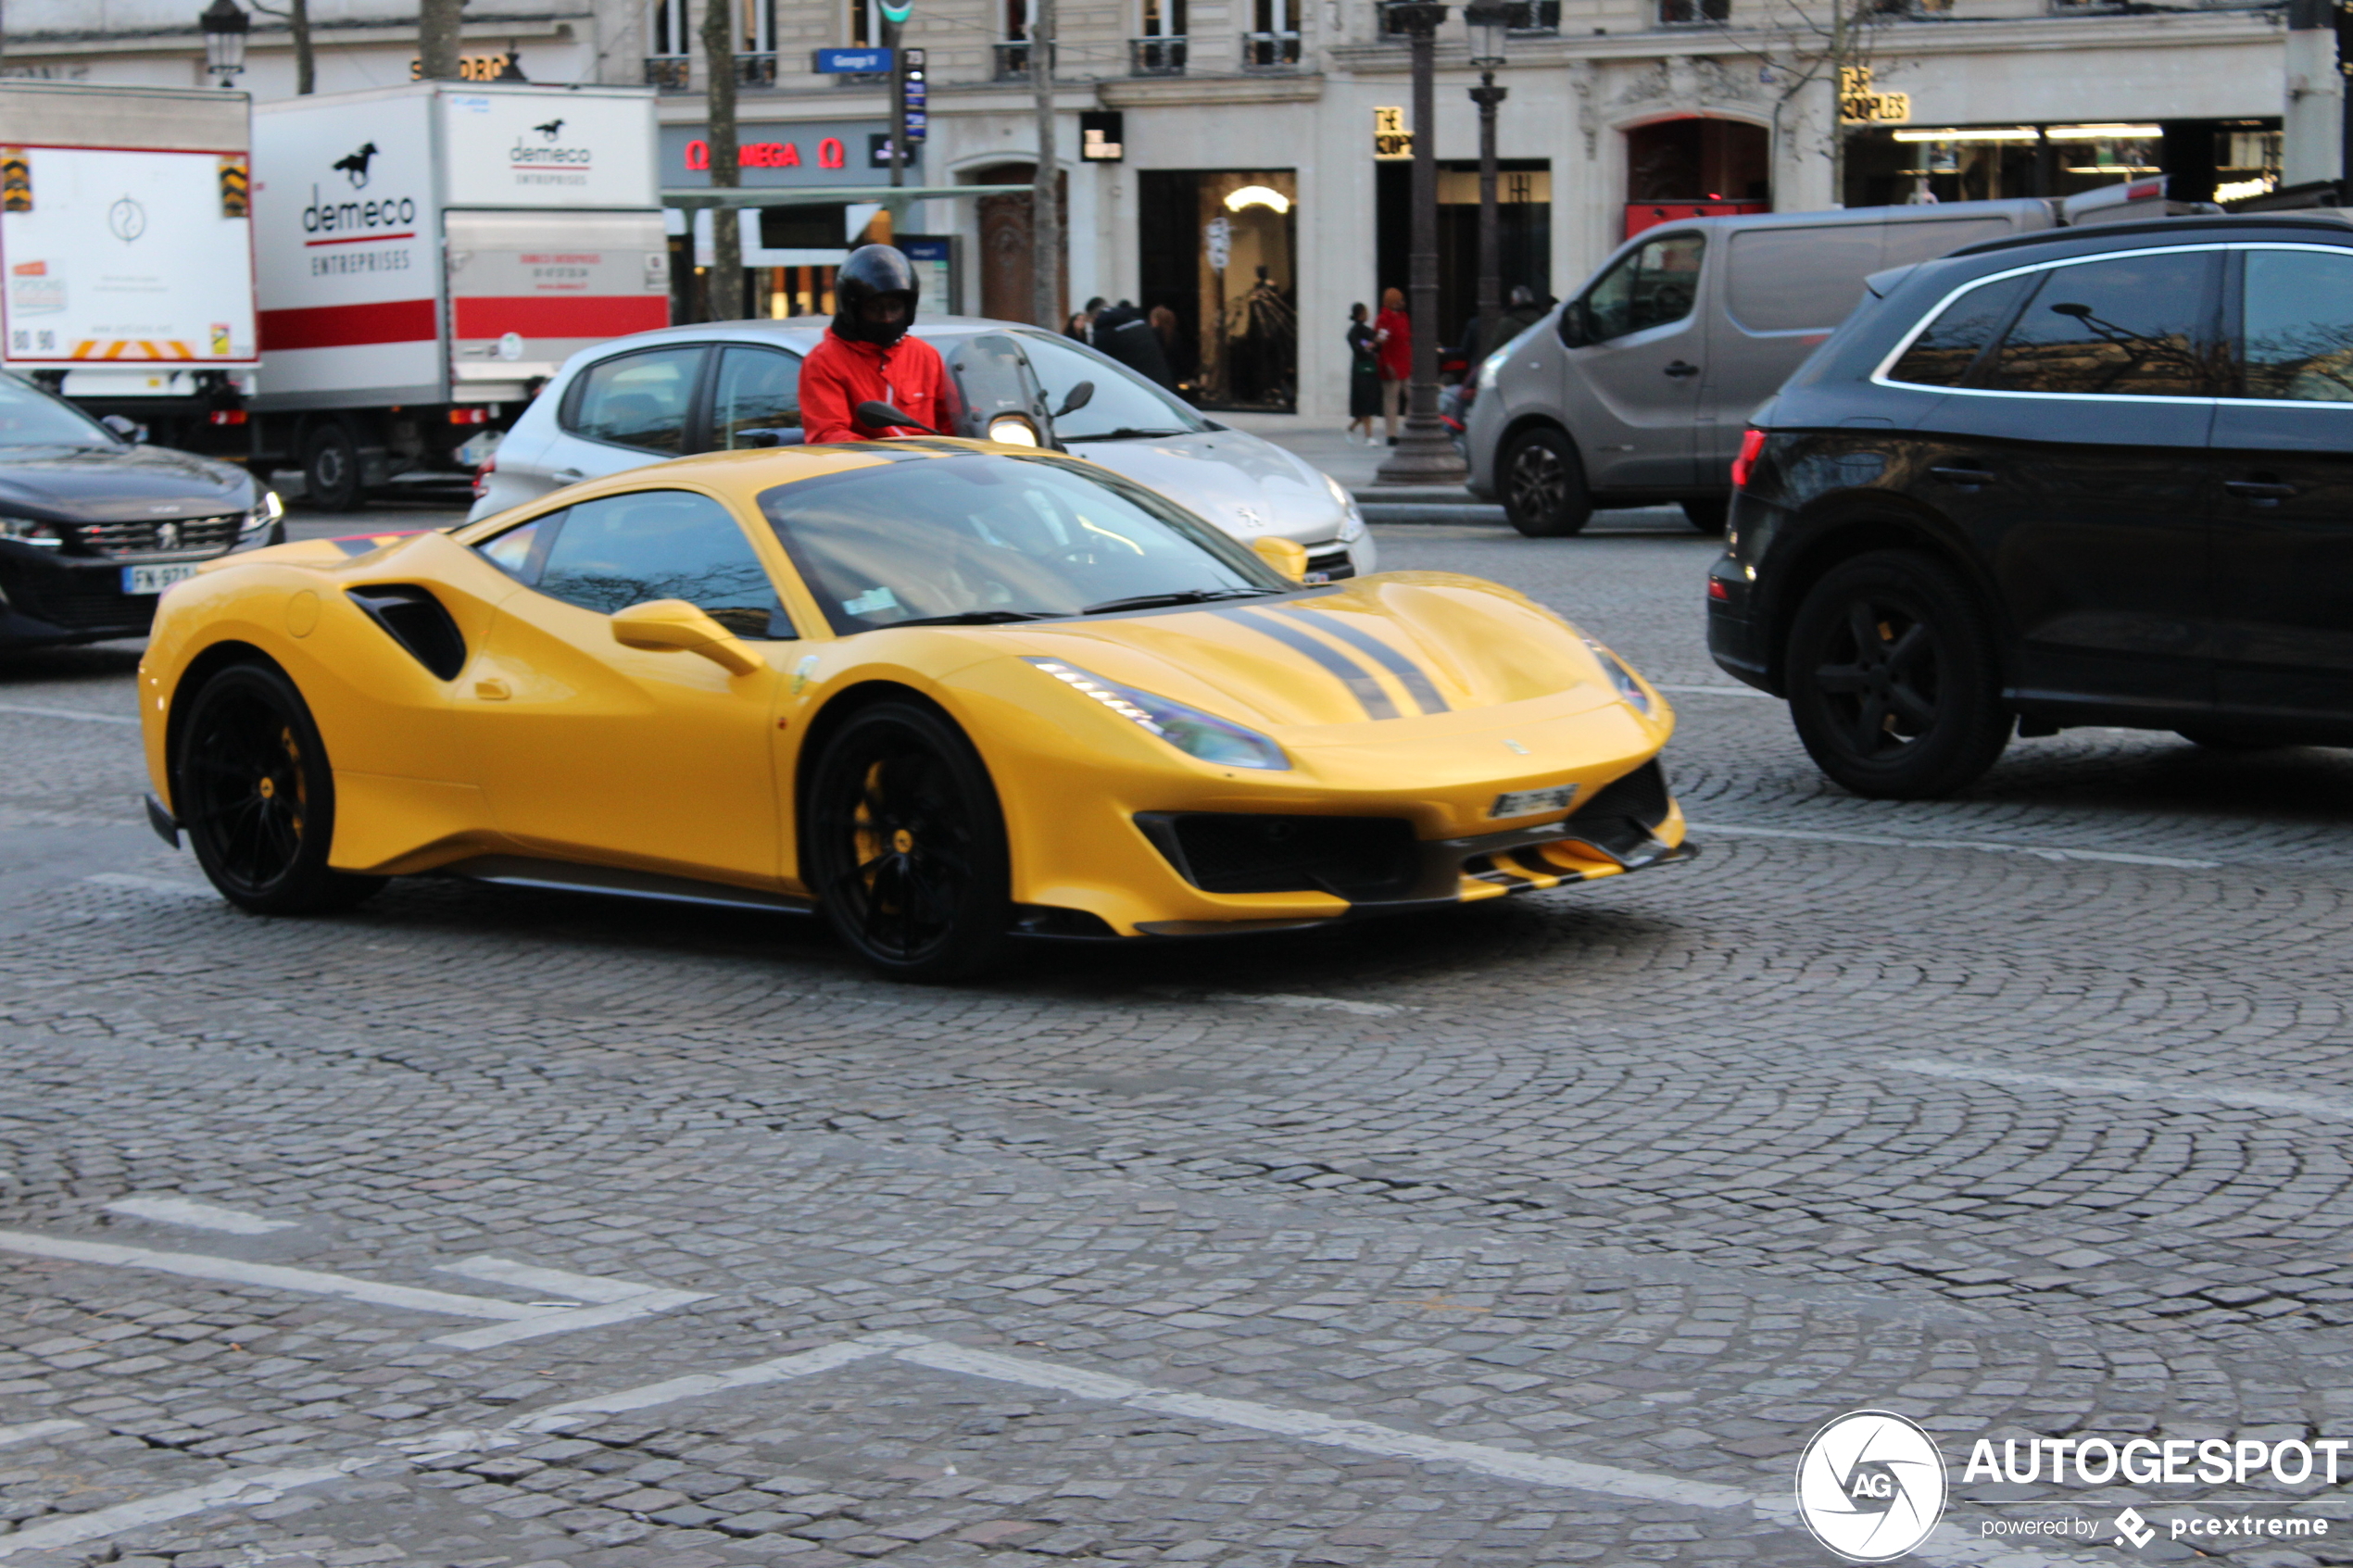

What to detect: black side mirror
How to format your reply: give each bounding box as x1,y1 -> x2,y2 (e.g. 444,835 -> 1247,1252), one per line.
1054,380 -> 1095,419
101,414 -> 144,443
854,399 -> 937,435
2049,302 -> 2094,320
1556,301 -> 1591,349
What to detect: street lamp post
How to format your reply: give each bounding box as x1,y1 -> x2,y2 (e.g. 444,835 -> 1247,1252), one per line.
197,0 -> 250,85
1463,0 -> 1508,373
1374,0 -> 1467,486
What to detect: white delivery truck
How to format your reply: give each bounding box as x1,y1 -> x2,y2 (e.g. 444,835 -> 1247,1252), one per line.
0,82 -> 259,445
249,81 -> 668,509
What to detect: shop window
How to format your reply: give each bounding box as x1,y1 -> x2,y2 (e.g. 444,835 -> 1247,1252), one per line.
1138,170 -> 1296,411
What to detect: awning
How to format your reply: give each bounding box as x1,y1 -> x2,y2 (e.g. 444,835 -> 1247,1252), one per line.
661,184 -> 1035,208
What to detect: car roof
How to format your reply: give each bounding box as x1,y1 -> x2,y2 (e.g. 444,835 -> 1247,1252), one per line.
1945,211 -> 2353,259
569,314 -> 1047,356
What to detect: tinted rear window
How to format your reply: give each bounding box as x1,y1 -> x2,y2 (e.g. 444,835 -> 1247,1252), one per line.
1725,224 -> 1880,333
1885,272 -> 2035,388
1982,251 -> 2218,398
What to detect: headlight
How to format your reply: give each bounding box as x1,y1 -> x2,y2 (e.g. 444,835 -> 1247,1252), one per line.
1477,350 -> 1506,390
242,490 -> 285,536
1027,658 -> 1290,771
0,518 -> 62,548
1324,472 -> 1366,544
1581,635 -> 1654,716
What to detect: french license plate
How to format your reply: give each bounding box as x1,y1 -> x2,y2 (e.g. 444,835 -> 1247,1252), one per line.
1491,783 -> 1579,820
123,563 -> 199,596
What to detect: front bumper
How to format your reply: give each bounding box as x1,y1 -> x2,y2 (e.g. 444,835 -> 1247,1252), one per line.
0,546 -> 172,647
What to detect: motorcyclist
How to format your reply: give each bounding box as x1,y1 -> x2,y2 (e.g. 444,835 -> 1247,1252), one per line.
799,244 -> 949,444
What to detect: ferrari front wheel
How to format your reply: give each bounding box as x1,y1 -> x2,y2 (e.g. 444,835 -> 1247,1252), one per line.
175,661 -> 384,915
806,701 -> 1012,983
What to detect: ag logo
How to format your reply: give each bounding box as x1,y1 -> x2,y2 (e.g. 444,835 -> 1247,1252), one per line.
1794,1411 -> 1947,1562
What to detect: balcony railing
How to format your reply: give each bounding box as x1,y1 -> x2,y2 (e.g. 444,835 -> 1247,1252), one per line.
1129,35 -> 1189,73
644,54 -> 691,91
736,51 -> 777,86
1656,0 -> 1729,22
1239,30 -> 1299,69
993,40 -> 1057,79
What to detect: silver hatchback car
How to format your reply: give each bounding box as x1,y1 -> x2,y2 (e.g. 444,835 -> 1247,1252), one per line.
471,316 -> 1375,579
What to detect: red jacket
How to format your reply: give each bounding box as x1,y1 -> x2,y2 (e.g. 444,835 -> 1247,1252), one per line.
799,329 -> 949,443
1374,308 -> 1412,380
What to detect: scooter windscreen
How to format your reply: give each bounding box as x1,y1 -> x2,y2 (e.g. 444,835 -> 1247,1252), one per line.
943,333 -> 1060,449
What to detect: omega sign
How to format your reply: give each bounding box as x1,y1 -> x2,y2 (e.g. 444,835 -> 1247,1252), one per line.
685,137 -> 849,172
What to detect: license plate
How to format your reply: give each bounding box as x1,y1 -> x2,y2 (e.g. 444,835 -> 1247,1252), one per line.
123,563 -> 199,596
1491,783 -> 1579,820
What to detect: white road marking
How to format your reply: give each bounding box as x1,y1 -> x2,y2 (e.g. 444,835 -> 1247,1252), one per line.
0,1419 -> 86,1449
105,1195 -> 296,1235
430,1288 -> 711,1350
437,1253 -> 674,1303
0,1230 -> 542,1322
1889,1057 -> 2353,1122
0,1461 -> 361,1561
1690,822 -> 2219,871
0,702 -> 140,726
1653,683 -> 1776,700
84,872 -> 216,900
1155,987 -> 1410,1017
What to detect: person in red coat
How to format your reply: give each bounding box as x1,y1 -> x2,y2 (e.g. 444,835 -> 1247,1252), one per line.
799,245 -> 949,444
1373,286 -> 1411,446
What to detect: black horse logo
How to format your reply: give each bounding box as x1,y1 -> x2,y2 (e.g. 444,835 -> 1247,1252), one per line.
332,143 -> 378,188
534,119 -> 565,141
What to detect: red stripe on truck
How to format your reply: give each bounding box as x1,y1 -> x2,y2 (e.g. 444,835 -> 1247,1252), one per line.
451,295 -> 672,340
259,299 -> 437,351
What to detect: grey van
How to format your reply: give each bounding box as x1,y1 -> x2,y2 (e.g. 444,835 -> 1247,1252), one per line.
1465,199 -> 2060,536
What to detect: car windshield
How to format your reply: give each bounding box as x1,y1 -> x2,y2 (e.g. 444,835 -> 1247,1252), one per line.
1011,332 -> 1208,441
759,453 -> 1285,635
0,374 -> 120,448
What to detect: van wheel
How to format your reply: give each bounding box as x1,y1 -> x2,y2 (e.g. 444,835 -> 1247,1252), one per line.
1681,497 -> 1729,533
1500,427 -> 1592,538
1784,550 -> 2009,798
303,421 -> 364,513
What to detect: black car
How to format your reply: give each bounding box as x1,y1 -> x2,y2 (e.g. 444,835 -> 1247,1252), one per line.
0,374 -> 282,649
1708,213 -> 2353,797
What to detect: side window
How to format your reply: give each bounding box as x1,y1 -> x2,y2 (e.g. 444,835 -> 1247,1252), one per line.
1982,252 -> 2218,398
533,489 -> 794,639
1013,332 -> 1202,440
1579,232 -> 1705,345
477,509 -> 562,583
562,345 -> 706,453
1885,272 -> 2036,388
2240,247 -> 2353,403
712,346 -> 803,448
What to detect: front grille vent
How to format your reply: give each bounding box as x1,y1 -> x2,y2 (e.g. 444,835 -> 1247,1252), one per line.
1306,548 -> 1357,581
73,515 -> 242,559
1576,760 -> 1669,829
1138,812 -> 1417,898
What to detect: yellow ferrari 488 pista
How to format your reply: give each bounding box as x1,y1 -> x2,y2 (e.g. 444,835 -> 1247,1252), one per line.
137,441 -> 1692,979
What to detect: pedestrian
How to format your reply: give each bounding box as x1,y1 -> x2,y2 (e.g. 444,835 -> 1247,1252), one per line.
1067,296 -> 1107,343
1374,286 -> 1411,445
798,244 -> 948,444
1088,298 -> 1175,390
1345,302 -> 1379,445
1149,305 -> 1194,392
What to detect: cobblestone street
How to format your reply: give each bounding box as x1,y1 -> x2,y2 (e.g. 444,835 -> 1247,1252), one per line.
6,511 -> 2353,1568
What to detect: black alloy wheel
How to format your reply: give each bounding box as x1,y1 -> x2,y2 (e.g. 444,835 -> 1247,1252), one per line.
175,661 -> 384,914
302,420 -> 364,513
1499,426 -> 1593,538
1681,496 -> 1730,534
1785,550 -> 2010,798
806,701 -> 1011,982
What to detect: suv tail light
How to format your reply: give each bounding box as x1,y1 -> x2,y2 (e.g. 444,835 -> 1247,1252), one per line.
1730,428 -> 1767,490
472,455 -> 495,501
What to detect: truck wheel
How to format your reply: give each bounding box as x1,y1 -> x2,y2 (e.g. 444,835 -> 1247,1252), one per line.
1499,427 -> 1592,538
303,422 -> 364,513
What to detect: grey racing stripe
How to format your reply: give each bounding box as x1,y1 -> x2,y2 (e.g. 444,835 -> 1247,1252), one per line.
1298,608 -> 1452,714
1231,608 -> 1398,720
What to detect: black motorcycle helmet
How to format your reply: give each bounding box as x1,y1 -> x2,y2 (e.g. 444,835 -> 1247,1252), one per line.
833,244 -> 920,347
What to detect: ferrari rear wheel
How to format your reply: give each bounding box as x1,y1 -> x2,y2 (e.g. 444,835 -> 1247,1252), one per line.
806,701 -> 1011,983
175,661 -> 384,915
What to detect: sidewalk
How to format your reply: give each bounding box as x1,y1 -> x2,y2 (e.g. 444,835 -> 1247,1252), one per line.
1214,410 -> 1499,514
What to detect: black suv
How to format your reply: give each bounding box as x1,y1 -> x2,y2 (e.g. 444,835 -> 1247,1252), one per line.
1708,214 -> 2353,797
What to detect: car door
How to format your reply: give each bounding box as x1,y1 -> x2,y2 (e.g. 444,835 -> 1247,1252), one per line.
1891,246 -> 2222,710
459,486 -> 796,884
703,345 -> 805,450
2209,243 -> 2353,724
1558,230 -> 1707,492
528,343 -> 711,495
